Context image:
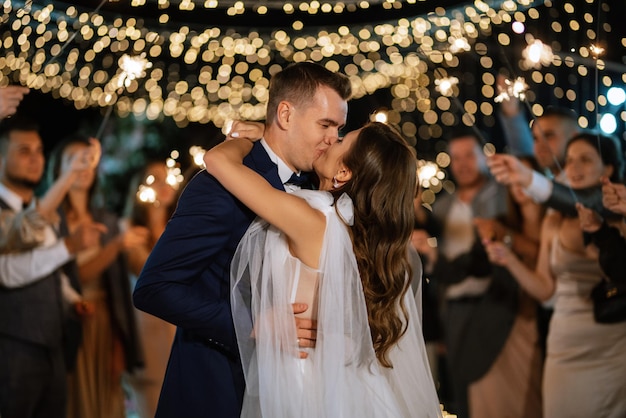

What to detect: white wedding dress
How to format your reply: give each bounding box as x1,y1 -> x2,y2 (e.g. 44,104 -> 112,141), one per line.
231,190 -> 442,418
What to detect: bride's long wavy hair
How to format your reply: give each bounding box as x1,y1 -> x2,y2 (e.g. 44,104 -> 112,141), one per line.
331,122 -> 418,368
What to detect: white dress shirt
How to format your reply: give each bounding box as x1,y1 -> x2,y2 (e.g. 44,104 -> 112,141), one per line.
524,170 -> 554,203
260,138 -> 303,193
0,182 -> 72,288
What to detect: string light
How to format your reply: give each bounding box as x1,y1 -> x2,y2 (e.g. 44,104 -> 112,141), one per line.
0,0 -> 544,128
372,110 -> 389,123
2,0 -> 624,169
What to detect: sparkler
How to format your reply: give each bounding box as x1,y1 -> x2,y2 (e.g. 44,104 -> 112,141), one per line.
449,37 -> 471,54
589,44 -> 605,58
96,53 -> 152,139
137,177 -> 157,204
521,39 -> 554,69
189,146 -> 208,168
494,77 -> 529,103
136,151 -> 184,205
434,77 -> 459,97
116,53 -> 153,90
417,160 -> 445,189
165,152 -> 184,188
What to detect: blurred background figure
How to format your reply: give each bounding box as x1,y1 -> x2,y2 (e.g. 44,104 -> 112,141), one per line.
123,160 -> 180,418
483,132 -> 626,418
48,135 -> 145,418
423,130 -> 509,418
0,118 -> 102,418
410,191 -> 443,396
471,156 -> 545,418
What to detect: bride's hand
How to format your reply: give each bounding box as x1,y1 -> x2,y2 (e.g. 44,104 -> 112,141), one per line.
293,303 -> 317,358
227,120 -> 265,141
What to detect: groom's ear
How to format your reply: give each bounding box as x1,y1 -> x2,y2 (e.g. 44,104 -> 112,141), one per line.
276,101 -> 294,129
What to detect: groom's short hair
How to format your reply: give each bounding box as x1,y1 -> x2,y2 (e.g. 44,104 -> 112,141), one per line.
265,62 -> 351,123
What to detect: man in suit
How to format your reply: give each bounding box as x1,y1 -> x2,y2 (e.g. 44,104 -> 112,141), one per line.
420,130 -> 510,418
492,106 -> 607,215
0,118 -> 102,418
133,62 -> 351,418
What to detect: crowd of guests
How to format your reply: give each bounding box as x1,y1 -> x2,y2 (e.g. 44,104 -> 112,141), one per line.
413,84 -> 626,417
0,86 -> 179,418
1,72 -> 626,418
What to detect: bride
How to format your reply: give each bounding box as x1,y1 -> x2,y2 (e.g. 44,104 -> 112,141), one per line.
204,122 -> 441,418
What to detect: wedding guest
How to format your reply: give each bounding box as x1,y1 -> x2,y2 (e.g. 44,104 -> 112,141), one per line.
424,130 -> 509,418
575,176 -> 626,318
483,132 -> 626,418
0,118 -> 102,418
487,108 -> 613,218
0,134 -> 101,315
48,135 -> 145,418
471,156 -> 545,418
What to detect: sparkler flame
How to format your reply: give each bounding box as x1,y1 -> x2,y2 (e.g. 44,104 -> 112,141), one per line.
449,37 -> 471,53
435,76 -> 459,97
136,152 -> 183,204
494,77 -> 528,103
117,53 -> 152,89
522,39 -> 554,69
589,44 -> 605,58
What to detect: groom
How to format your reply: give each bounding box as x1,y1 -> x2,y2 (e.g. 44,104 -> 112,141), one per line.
133,62 -> 351,418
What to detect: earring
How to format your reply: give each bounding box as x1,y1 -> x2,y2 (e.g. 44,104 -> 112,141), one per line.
332,177 -> 339,189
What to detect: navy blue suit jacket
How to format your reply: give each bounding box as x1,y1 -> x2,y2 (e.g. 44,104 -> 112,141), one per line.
133,141 -> 283,418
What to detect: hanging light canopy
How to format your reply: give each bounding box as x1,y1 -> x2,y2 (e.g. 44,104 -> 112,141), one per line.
1,0 -> 624,147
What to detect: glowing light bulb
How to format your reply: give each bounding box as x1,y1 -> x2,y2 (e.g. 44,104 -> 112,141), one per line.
607,87 -> 626,106
512,21 -> 525,34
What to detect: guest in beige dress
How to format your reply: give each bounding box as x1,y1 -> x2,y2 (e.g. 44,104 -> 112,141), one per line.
48,135 -> 145,418
484,133 -> 626,418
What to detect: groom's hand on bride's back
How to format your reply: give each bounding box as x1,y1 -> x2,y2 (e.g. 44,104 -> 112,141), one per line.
293,303 -> 317,358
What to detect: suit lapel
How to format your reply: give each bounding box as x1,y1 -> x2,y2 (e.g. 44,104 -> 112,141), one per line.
244,141 -> 285,191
